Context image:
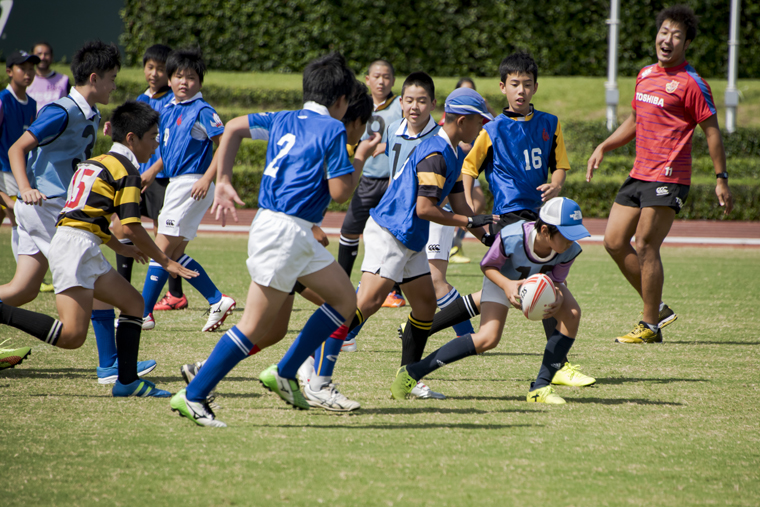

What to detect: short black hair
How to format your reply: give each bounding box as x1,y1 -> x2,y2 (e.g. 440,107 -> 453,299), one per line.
342,81 -> 373,126
143,44 -> 172,66
110,101 -> 160,143
456,77 -> 476,90
444,112 -> 462,125
71,40 -> 121,86
534,217 -> 560,238
32,41 -> 52,55
366,59 -> 395,77
166,47 -> 206,83
656,4 -> 698,42
302,52 -> 355,108
499,51 -> 538,83
401,71 -> 435,101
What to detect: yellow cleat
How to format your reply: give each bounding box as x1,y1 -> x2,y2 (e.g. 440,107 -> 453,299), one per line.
39,282 -> 54,293
551,362 -> 596,387
616,322 -> 662,344
448,245 -> 471,264
638,304 -> 678,329
527,385 -> 566,404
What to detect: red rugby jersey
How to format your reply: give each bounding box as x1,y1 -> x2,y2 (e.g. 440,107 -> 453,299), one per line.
630,61 -> 716,185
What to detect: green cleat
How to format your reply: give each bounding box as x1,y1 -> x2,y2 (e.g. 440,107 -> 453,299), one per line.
170,388 -> 227,427
527,385 -> 566,404
259,364 -> 309,410
390,366 -> 416,400
551,362 -> 596,387
0,340 -> 31,370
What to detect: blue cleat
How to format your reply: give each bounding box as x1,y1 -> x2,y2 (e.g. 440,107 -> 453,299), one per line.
112,379 -> 171,398
97,359 -> 157,385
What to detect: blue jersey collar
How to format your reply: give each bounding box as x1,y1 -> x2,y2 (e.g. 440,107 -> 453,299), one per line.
303,101 -> 330,116
395,115 -> 437,140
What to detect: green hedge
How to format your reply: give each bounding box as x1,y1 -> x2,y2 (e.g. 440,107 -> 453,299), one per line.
121,0 -> 760,78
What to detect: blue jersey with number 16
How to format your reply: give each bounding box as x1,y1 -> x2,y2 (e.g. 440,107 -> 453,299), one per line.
248,102 -> 354,223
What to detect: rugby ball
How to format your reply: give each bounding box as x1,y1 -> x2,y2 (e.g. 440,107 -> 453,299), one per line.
518,274 -> 556,321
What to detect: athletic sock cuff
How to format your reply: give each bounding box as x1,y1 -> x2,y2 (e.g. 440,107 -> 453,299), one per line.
339,235 -> 361,247
464,294 -> 479,318
408,314 -> 432,331
91,309 -> 115,321
319,303 -> 345,328
118,315 -> 143,328
225,326 -> 255,355
437,288 -> 461,309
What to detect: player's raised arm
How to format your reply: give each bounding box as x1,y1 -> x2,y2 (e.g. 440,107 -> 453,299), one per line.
699,114 -> 733,215
587,112 -> 636,182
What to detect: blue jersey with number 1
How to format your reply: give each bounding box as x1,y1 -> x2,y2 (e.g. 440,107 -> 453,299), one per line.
248,103 -> 354,223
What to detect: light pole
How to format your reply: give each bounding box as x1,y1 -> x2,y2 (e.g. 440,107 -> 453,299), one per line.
725,0 -> 741,133
605,0 -> 620,131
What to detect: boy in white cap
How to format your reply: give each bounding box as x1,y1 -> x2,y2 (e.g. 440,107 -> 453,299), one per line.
391,197 -> 591,405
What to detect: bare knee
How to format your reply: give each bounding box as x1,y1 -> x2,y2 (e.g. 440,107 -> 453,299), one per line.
604,235 -> 630,257
57,330 -> 88,350
472,331 -> 501,353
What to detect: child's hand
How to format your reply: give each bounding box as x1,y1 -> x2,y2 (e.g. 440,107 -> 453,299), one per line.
20,188 -> 47,206
119,244 -> 150,264
165,259 -> 200,280
312,225 -> 329,246
542,284 -> 564,319
211,180 -> 245,227
140,172 -> 155,193
190,177 -> 211,200
537,182 -> 562,202
504,279 -> 523,309
355,133 -> 381,161
372,142 -> 386,158
102,121 -> 112,137
0,191 -> 14,209
586,146 -> 604,182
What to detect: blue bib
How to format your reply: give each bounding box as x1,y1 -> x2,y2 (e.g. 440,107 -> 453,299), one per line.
483,111 -> 559,214
371,133 -> 462,252
26,97 -> 99,198
136,88 -> 174,177
0,89 -> 36,173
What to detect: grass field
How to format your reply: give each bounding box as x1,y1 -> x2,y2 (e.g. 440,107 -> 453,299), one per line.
1,228 -> 758,506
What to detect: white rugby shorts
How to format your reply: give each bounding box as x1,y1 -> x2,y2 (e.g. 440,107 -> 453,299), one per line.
360,217 -> 430,283
15,197 -> 66,258
157,174 -> 214,240
0,171 -> 19,197
246,209 -> 335,292
49,227 -> 112,293
425,222 -> 455,261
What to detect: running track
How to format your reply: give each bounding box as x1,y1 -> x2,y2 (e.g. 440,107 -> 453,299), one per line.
183,210 -> 760,247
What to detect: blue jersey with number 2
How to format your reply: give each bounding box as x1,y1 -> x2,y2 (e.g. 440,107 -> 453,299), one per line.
248,104 -> 354,223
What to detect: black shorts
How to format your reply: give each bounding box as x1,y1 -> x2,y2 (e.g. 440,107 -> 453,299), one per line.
140,177 -> 170,220
614,176 -> 689,214
340,176 -> 389,235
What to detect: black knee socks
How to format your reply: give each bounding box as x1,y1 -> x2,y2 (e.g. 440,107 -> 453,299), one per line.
338,235 -> 360,276
168,272 -> 183,298
429,293 -> 479,336
542,317 -> 568,364
406,333 -> 477,381
534,329 -> 575,389
115,240 -> 135,283
0,302 -> 62,346
400,313 -> 432,365
116,315 -> 143,385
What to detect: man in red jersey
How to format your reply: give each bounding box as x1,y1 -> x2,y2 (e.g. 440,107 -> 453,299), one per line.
586,4 -> 733,344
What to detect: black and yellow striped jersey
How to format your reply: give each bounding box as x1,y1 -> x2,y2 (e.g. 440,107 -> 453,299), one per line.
57,147 -> 142,242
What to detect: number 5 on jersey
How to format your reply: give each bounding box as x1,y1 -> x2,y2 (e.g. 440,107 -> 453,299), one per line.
63,166 -> 102,212
264,133 -> 296,178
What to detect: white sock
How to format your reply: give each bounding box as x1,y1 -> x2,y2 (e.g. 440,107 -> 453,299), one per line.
309,374 -> 330,391
659,302 -> 665,312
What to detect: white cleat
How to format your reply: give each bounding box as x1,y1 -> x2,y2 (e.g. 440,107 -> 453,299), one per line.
142,313 -> 155,330
411,381 -> 446,399
304,382 -> 361,412
297,356 -> 315,387
202,295 -> 236,332
341,338 -> 357,352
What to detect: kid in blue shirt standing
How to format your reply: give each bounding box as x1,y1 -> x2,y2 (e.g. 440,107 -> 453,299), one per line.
0,51 -> 38,260
139,48 -> 234,333
171,52 -> 360,427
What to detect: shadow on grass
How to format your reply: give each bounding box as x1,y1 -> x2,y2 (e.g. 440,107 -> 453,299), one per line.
357,406 -> 534,415
1,368 -> 91,379
597,377 -> 707,385
215,392 -> 263,399
481,351 -> 542,357
254,422 -> 538,430
667,341 -> 760,346
570,397 -> 684,406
